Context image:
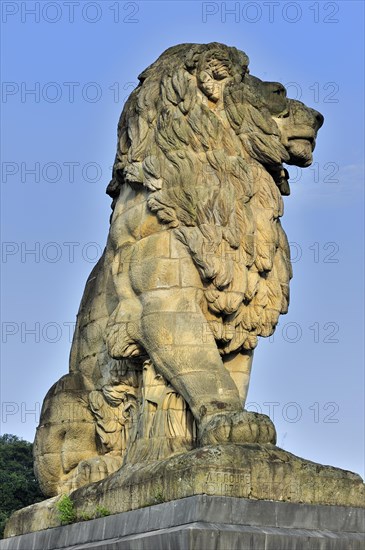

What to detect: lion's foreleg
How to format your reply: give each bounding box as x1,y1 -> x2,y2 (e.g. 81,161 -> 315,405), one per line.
223,350 -> 253,406
139,292 -> 243,423
139,303 -> 275,446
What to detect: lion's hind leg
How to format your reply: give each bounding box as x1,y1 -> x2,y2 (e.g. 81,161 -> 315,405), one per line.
34,374 -> 99,496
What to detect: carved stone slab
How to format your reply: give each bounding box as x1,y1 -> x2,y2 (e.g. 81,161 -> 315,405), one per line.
1,495 -> 364,550
4,444 -> 364,537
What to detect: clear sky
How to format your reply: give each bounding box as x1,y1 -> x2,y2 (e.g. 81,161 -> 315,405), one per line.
1,1 -> 364,477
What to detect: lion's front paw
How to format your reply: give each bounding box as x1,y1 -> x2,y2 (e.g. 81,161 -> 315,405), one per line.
199,410 -> 276,446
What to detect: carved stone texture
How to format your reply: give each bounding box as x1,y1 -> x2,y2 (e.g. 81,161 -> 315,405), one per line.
4,446 -> 364,538
33,42 -> 329,499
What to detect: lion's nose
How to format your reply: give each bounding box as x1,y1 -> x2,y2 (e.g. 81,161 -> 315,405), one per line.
314,110 -> 324,129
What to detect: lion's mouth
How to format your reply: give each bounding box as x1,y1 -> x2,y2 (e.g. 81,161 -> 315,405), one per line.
266,132 -> 317,195
285,123 -> 317,166
286,133 -> 316,168
288,135 -> 315,146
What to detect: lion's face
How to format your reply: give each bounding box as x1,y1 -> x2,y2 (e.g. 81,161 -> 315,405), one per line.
108,43 -> 323,201
189,44 -> 323,193
191,46 -> 324,164
188,45 -> 323,181
243,75 -> 324,167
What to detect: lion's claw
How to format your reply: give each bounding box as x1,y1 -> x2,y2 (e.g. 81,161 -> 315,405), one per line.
199,410 -> 276,446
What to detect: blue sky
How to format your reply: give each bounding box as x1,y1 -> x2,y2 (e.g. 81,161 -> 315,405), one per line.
1,1 -> 364,477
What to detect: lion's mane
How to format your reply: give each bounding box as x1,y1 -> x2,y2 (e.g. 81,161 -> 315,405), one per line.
106,43 -> 292,354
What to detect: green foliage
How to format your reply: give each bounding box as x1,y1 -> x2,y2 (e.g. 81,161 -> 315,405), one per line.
95,506 -> 111,518
56,498 -> 111,525
56,495 -> 77,525
78,511 -> 93,522
0,434 -> 44,539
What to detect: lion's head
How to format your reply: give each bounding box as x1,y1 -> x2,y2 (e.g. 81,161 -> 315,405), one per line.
106,43 -> 323,354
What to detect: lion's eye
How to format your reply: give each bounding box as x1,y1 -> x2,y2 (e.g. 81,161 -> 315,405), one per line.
272,86 -> 287,97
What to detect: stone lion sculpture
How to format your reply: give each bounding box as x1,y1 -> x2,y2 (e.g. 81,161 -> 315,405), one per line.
34,43 -> 323,497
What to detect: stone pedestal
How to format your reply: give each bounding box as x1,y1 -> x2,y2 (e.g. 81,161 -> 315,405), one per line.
3,444 -> 364,540
1,495 -> 364,550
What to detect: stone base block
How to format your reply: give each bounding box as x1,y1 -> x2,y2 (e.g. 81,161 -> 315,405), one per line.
1,495 -> 364,550
3,444 -> 364,538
